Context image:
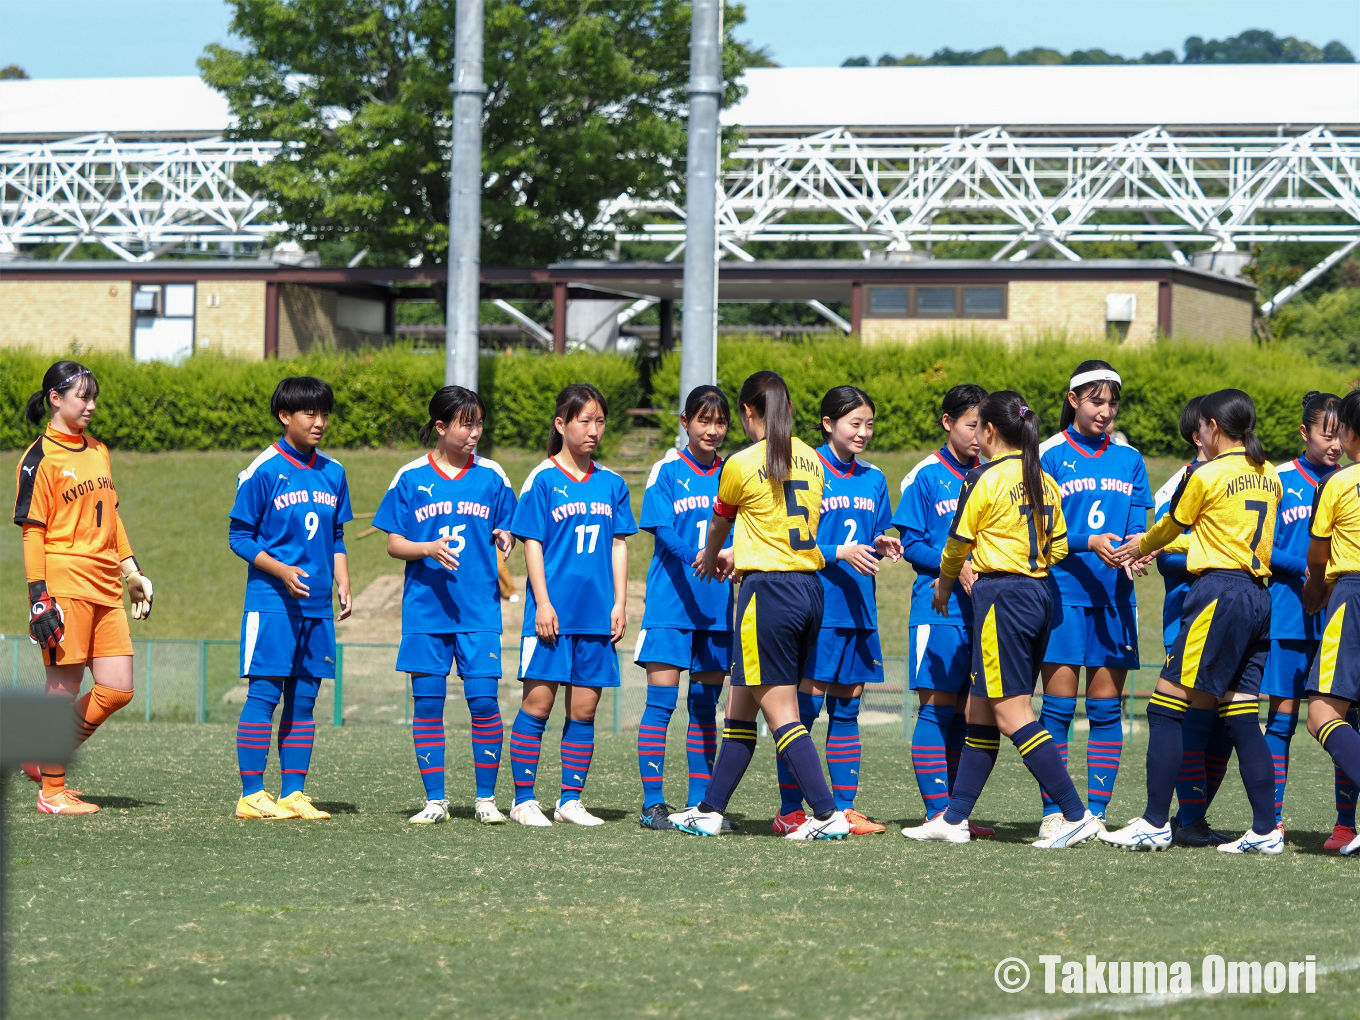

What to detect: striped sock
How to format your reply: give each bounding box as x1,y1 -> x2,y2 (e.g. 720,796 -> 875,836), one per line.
912,702 -> 952,817
1337,708 -> 1360,828
638,684 -> 678,809
410,676 -> 447,801
1144,692 -> 1188,828
773,722 -> 835,818
465,681 -> 503,800
1318,716 -> 1360,813
1014,721 -> 1085,822
1085,696 -> 1124,819
1263,707 -> 1298,826
74,683 -> 133,746
559,718 -> 595,803
775,691 -> 822,814
509,709 -> 547,805
278,678 -> 320,798
1220,700 -> 1276,836
236,678 -> 280,796
825,696 -> 862,812
685,682 -> 721,808
943,724 -> 1000,824
700,719 -> 758,814
1038,694 -> 1076,818
1175,706 -> 1214,825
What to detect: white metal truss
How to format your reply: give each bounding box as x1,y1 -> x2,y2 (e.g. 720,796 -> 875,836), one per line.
597,125 -> 1360,310
0,133 -> 285,261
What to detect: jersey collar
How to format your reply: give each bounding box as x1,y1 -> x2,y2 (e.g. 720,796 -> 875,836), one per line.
936,445 -> 976,479
43,424 -> 88,452
1214,446 -> 1247,461
817,444 -> 856,479
274,438 -> 318,469
1292,457 -> 1333,487
429,452 -> 474,481
551,455 -> 593,483
678,447 -> 722,475
1063,426 -> 1110,458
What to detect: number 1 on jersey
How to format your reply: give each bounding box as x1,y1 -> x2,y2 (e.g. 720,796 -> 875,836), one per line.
575,522 -> 600,554
437,524 -> 467,555
696,519 -> 708,549
1019,504 -> 1055,571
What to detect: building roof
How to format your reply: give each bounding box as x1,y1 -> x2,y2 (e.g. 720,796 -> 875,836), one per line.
0,77 -> 231,140
723,65 -> 1360,135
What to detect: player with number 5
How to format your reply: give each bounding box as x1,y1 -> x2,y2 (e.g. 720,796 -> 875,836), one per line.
228,377 -> 353,821
507,384 -> 637,827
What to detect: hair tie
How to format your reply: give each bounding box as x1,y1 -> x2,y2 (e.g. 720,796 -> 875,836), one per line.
1018,404 -> 1030,419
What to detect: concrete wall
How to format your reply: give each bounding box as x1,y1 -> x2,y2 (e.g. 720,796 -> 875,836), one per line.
195,280 -> 267,359
1171,283 -> 1253,341
0,279 -> 132,354
278,283 -> 384,358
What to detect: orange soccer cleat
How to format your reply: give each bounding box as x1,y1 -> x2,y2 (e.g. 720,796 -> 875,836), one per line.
20,762 -> 41,784
1324,824 -> 1357,852
844,808 -> 886,834
772,808 -> 807,834
36,789 -> 100,815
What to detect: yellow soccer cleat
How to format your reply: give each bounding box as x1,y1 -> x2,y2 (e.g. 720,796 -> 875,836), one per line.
235,791 -> 299,820
277,791 -> 331,820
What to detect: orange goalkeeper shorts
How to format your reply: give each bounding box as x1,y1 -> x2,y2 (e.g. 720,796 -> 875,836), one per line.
44,597 -> 133,667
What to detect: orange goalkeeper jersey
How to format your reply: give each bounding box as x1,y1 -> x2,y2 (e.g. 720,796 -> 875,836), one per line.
14,425 -> 131,607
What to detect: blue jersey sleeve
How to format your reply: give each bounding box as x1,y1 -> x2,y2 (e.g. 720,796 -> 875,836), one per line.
895,475 -> 941,573
871,471 -> 892,540
228,518 -> 264,565
492,474 -> 517,531
372,477 -> 408,537
613,474 -> 638,537
1125,457 -> 1154,536
229,470 -> 266,528
639,463 -> 672,533
512,477 -> 548,544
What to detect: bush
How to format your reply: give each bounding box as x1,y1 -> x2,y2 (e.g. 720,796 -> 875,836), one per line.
649,335 -> 1354,459
0,347 -> 642,455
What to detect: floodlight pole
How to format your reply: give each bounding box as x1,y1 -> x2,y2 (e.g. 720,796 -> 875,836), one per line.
444,0 -> 485,390
678,0 -> 723,428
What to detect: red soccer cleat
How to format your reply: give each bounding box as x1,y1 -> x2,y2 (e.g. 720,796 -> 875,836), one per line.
844,808 -> 886,834
968,821 -> 995,838
1324,824 -> 1356,852
773,808 -> 807,834
20,762 -> 41,784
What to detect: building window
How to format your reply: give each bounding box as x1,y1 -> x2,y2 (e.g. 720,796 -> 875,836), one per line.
962,287 -> 1005,318
867,287 -> 909,315
865,284 -> 1007,319
916,287 -> 957,317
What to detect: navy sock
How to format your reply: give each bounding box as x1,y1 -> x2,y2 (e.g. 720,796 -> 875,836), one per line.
943,724 -> 999,825
465,679 -> 503,800
1263,707 -> 1298,826
1143,692 -> 1188,828
1220,701 -> 1276,835
278,678 -> 319,797
1013,721 -> 1085,822
824,696 -> 861,811
411,674 -> 447,801
509,709 -> 547,805
685,682 -> 722,808
559,717 -> 595,803
236,678 -> 281,796
1175,706 -> 1214,826
945,706 -> 967,790
1337,708 -> 1360,828
1085,696 -> 1124,819
775,691 -> 822,814
1204,713 -> 1234,809
700,718 -> 758,814
912,702 -> 952,817
773,722 -> 835,818
638,684 -> 678,809
1037,694 -> 1076,817
1318,716 -> 1360,808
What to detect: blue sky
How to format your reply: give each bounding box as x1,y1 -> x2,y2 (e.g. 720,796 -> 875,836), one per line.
0,0 -> 1355,77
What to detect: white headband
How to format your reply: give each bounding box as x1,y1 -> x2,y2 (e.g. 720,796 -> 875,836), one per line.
1070,369 -> 1122,391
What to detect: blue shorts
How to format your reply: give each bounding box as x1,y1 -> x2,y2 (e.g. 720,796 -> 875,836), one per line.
807,627 -> 884,684
909,624 -> 971,692
397,631 -> 504,679
1261,638 -> 1318,700
518,634 -> 620,688
1307,576 -> 1360,703
969,574 -> 1053,699
240,611 -> 335,680
732,571 -> 823,688
633,627 -> 731,674
1162,570 -> 1269,698
1044,603 -> 1140,670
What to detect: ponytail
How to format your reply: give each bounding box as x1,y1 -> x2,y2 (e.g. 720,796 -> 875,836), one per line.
738,371 -> 794,483
1199,388 -> 1264,467
978,390 -> 1048,543
548,383 -> 608,457
25,360 -> 98,426
419,385 -> 486,445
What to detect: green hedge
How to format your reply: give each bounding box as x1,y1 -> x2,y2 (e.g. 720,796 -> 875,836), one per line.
649,336 -> 1355,459
0,347 -> 642,455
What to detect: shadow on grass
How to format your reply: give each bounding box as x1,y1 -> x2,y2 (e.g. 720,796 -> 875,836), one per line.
311,801 -> 359,815
83,796 -> 163,809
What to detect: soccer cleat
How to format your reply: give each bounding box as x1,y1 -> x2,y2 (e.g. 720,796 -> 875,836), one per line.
36,789 -> 100,815
901,814 -> 970,843
409,799 -> 450,825
277,791 -> 331,820
720,816 -> 739,832
844,808 -> 886,834
234,790 -> 296,820
786,810 -> 851,841
968,821 -> 995,838
1324,824 -> 1357,852
20,762 -> 40,784
639,803 -> 675,830
554,798 -> 604,826
1036,812 -> 1064,841
1099,816 -> 1172,851
668,806 -> 724,836
474,797 -> 506,825
1033,810 -> 1102,849
1340,832 -> 1360,857
510,800 -> 553,827
1171,819 -> 1233,847
1217,828 -> 1285,855
772,808 -> 807,834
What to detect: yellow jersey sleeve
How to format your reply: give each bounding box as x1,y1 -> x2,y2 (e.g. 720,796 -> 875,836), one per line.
944,456 -> 1064,578
721,439 -> 825,575
1314,464 -> 1360,582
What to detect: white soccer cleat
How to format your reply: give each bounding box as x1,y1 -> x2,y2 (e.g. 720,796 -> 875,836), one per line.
553,797 -> 604,826
785,809 -> 851,841
510,799 -> 553,827
668,806 -> 724,836
900,813 -> 970,843
1341,832 -> 1360,857
1033,810 -> 1102,849
1036,813 -> 1064,841
1099,816 -> 1172,851
409,799 -> 450,825
1217,828 -> 1285,855
474,797 -> 506,825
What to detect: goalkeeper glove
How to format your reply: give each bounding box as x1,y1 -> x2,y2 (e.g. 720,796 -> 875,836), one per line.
28,582 -> 63,650
124,559 -> 154,621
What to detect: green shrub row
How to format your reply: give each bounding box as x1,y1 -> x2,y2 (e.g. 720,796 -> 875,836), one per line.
650,337 -> 1355,459
0,347 -> 642,455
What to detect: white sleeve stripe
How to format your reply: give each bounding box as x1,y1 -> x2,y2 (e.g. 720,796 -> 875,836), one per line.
476,456 -> 514,489
901,453 -> 940,493
236,446 -> 280,486
519,459 -> 554,496
387,454 -> 429,491
645,448 -> 681,489
1038,432 -> 1066,454
1153,465 -> 1188,512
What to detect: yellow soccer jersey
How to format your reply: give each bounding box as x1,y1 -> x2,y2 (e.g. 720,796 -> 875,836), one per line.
1311,462 -> 1360,583
1140,448 -> 1281,577
941,455 -> 1068,578
715,437 -> 824,574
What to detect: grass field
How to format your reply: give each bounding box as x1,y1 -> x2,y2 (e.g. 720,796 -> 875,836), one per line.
7,724 -> 1360,1020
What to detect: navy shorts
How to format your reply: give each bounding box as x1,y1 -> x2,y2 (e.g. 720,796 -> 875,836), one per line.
1162,570 -> 1270,698
1307,576 -> 1360,703
240,611 -> 335,679
969,574 -> 1054,699
633,627 -> 731,674
1044,603 -> 1140,670
397,631 -> 504,679
1261,638 -> 1318,701
806,627 -> 885,684
518,634 -> 620,688
909,624 -> 971,692
732,571 -> 823,688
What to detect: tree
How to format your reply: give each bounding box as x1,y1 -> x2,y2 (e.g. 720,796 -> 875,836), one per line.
200,0 -> 762,267
0,64 -> 29,79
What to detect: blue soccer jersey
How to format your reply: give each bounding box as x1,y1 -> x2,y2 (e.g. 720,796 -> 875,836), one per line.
512,457 -> 638,637
892,446 -> 978,627
1153,463 -> 1193,646
638,447 -> 732,631
1040,427 -> 1153,607
815,444 -> 893,630
230,440 -> 353,618
1271,457 -> 1334,640
372,452 -> 517,634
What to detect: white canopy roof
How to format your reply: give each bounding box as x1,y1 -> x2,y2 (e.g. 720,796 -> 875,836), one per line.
0,77 -> 230,140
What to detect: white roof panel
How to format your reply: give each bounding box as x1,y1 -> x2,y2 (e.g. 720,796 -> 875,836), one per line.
0,77 -> 231,140
723,65 -> 1360,133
